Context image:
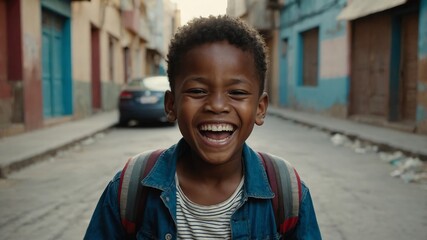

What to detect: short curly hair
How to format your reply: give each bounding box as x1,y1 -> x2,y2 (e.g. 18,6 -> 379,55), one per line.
166,15 -> 268,95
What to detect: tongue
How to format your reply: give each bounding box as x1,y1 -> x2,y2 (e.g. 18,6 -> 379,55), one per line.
203,131 -> 232,140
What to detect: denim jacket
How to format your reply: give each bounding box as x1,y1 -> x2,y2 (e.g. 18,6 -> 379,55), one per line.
84,139 -> 322,239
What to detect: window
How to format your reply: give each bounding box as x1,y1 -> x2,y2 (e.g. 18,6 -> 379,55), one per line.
301,27 -> 319,86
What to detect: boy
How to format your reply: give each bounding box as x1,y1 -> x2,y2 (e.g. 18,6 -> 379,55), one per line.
85,15 -> 321,239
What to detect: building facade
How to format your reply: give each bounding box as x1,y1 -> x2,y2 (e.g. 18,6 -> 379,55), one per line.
235,0 -> 427,134
0,0 -> 178,137
338,0 -> 427,134
72,0 -> 125,118
278,0 -> 349,116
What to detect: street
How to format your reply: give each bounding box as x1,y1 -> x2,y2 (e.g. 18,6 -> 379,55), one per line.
0,115 -> 426,240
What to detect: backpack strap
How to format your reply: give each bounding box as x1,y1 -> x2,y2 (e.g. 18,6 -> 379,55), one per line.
258,152 -> 302,235
118,149 -> 164,235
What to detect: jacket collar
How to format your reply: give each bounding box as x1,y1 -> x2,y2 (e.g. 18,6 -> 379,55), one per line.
142,138 -> 274,199
242,143 -> 275,199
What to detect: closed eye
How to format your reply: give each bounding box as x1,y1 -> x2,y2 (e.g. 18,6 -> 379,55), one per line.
228,89 -> 251,100
185,88 -> 207,96
229,90 -> 249,95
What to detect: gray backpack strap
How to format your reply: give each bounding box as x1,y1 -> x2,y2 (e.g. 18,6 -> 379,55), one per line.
258,152 -> 302,234
118,149 -> 164,235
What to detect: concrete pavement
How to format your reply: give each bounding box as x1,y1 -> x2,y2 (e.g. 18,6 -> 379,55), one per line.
268,107 -> 427,158
0,111 -> 118,178
0,107 -> 426,178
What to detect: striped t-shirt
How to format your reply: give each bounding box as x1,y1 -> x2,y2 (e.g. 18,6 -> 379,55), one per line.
175,174 -> 244,240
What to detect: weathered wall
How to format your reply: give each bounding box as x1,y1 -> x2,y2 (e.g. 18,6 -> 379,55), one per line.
71,3 -> 92,117
72,3 -> 92,87
279,0 -> 349,117
71,0 -> 123,116
0,0 -> 12,127
21,0 -> 43,130
102,81 -> 121,111
0,0 -> 25,133
73,80 -> 91,118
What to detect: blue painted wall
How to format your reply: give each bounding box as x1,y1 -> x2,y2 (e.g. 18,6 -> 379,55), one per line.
279,0 -> 348,112
278,0 -> 427,133
417,0 -> 427,125
419,0 -> 427,57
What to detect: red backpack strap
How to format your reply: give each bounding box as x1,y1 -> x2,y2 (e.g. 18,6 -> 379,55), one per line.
258,152 -> 302,235
118,149 -> 164,235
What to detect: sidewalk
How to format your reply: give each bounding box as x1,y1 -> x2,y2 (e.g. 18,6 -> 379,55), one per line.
0,107 -> 426,178
268,107 -> 427,158
0,111 -> 118,178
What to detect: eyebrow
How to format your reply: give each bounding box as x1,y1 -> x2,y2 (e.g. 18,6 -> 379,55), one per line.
180,76 -> 205,86
184,76 -> 251,84
227,78 -> 250,85
180,76 -> 255,90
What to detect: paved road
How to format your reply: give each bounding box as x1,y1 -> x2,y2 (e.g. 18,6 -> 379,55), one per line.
0,116 -> 426,240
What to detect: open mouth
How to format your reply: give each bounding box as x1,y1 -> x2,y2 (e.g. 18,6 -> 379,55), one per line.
199,123 -> 236,143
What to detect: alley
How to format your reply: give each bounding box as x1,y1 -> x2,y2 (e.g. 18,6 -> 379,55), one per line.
0,116 -> 426,240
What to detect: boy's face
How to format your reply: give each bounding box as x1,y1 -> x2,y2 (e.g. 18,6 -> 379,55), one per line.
165,41 -> 268,165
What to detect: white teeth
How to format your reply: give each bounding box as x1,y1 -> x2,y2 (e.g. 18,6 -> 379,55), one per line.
200,124 -> 234,131
206,138 -> 228,143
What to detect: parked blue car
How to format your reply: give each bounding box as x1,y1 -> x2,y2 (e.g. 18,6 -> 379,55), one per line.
118,76 -> 170,126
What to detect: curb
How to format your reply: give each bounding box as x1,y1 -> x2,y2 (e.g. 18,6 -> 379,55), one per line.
0,113 -> 117,179
267,110 -> 427,161
0,122 -> 117,179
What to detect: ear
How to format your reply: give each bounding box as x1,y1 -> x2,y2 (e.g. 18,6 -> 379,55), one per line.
164,90 -> 177,122
255,92 -> 268,126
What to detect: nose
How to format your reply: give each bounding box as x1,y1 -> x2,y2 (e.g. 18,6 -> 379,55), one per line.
204,92 -> 230,114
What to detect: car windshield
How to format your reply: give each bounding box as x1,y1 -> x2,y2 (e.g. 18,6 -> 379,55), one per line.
127,76 -> 170,91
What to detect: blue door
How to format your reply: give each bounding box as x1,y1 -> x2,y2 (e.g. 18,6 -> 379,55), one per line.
42,10 -> 65,117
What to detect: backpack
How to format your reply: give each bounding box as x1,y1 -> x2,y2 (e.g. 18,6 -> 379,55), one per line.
118,149 -> 302,237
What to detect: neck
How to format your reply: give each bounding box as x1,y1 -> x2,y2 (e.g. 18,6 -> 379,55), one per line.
178,151 -> 244,184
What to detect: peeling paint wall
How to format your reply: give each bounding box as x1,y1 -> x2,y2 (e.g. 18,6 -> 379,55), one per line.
279,0 -> 427,134
279,0 -> 349,115
21,0 -> 43,130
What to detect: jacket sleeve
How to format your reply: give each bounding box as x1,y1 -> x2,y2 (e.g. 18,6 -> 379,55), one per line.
289,182 -> 322,240
84,172 -> 127,240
